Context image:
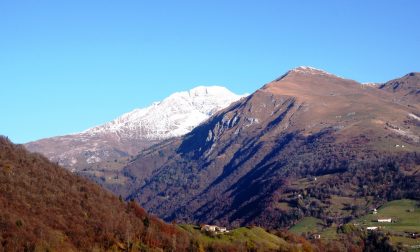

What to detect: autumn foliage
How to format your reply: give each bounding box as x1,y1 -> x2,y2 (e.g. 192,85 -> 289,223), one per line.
0,136 -> 190,251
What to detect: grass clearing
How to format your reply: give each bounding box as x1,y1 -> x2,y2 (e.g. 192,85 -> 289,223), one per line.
354,199 -> 420,233
353,199 -> 420,248
287,199 -> 420,248
179,224 -> 287,249
320,225 -> 339,240
289,217 -> 324,234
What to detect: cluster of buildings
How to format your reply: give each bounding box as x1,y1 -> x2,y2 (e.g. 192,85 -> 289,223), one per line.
366,208 -> 393,231
201,224 -> 229,234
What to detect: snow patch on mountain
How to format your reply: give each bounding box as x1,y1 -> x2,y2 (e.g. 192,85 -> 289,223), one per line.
84,86 -> 246,140
275,66 -> 345,82
290,66 -> 341,77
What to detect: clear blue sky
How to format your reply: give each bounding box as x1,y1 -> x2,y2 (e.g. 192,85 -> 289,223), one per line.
1,1 -> 419,143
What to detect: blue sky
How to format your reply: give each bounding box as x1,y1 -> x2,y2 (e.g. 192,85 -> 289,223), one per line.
1,1 -> 419,143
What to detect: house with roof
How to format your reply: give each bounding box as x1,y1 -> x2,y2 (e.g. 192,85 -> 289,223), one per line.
201,224 -> 229,234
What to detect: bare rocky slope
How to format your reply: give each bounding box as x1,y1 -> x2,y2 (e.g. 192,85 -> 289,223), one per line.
119,67 -> 420,228
379,72 -> 420,105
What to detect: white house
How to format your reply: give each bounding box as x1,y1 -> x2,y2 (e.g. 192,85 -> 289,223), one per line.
201,225 -> 229,233
367,227 -> 378,231
312,234 -> 321,239
372,208 -> 378,214
377,218 -> 392,223
201,225 -> 217,232
217,227 -> 227,232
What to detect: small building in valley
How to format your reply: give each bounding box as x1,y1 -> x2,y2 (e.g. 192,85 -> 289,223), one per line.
312,234 -> 321,239
201,225 -> 217,232
201,224 -> 229,234
377,218 -> 392,223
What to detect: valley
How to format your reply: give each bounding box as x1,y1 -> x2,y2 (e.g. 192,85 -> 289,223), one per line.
5,135 -> 412,251
4,67 -> 419,251
3,1 -> 419,250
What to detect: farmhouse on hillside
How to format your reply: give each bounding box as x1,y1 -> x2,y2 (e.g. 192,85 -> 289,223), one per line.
201,224 -> 229,234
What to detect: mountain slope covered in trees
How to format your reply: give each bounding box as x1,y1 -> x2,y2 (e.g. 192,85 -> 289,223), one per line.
0,136 -> 193,251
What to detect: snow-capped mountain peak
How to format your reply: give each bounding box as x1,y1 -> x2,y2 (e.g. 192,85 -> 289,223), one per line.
25,86 -> 245,170
85,86 -> 245,140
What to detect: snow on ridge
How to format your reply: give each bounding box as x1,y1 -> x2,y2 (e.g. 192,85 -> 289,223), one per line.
84,86 -> 245,140
290,66 -> 336,76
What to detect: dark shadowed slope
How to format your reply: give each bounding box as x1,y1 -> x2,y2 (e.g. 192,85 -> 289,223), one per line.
121,67 -> 420,228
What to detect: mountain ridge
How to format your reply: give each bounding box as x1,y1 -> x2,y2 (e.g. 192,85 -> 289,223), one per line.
379,72 -> 420,106
117,68 -> 419,229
